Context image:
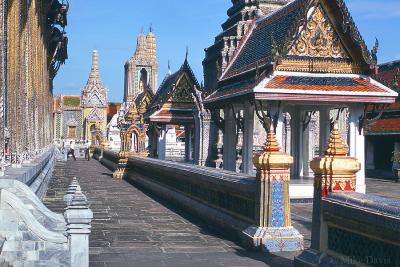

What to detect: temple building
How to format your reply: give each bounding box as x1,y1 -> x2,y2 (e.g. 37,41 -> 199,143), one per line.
203,0 -> 398,195
0,0 -> 68,169
116,30 -> 158,155
366,60 -> 400,176
53,95 -> 83,141
53,50 -> 108,144
124,29 -> 158,104
145,58 -> 201,161
81,50 -> 108,143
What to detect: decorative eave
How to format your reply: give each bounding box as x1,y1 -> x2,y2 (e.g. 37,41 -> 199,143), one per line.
253,71 -> 398,103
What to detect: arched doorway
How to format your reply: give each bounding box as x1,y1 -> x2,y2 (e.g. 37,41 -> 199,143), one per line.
125,125 -> 144,154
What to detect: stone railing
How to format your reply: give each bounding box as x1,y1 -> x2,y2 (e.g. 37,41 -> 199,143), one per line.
321,193 -> 399,266
94,127 -> 304,253
0,177 -> 92,267
295,125 -> 400,266
1,147 -> 55,200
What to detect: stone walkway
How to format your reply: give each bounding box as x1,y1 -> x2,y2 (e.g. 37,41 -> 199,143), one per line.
44,160 -> 307,267
43,159 -> 399,267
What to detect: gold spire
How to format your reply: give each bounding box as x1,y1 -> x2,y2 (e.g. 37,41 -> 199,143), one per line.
264,123 -> 281,152
324,124 -> 348,156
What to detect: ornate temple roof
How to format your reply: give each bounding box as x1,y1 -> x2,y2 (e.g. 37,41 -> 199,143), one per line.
148,59 -> 200,110
205,0 -> 396,106
146,58 -> 200,123
221,0 -> 374,81
81,50 -> 107,108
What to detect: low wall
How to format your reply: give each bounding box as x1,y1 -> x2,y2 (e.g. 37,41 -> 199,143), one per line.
1,147 -> 55,200
94,148 -> 259,246
321,193 -> 400,266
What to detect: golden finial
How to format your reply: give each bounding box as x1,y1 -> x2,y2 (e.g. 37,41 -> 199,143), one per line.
264,123 -> 281,152
324,123 -> 348,156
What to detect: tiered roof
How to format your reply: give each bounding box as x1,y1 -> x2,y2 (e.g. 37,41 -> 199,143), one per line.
205,0 -> 397,107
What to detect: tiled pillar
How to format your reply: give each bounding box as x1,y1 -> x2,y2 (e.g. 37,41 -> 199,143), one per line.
295,124 -> 361,266
310,124 -> 360,250
223,107 -> 236,171
242,103 -> 254,174
250,124 -> 303,252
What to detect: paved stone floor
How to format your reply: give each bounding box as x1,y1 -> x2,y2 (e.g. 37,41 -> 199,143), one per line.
44,160 -> 308,267
43,160 -> 399,267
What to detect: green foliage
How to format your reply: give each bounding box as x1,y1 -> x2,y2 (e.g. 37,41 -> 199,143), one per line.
64,97 -> 80,107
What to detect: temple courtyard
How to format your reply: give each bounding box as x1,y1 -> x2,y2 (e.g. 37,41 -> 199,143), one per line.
43,159 -> 399,267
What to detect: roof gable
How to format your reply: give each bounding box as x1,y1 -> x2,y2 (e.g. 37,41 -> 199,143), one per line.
221,0 -> 375,80
149,59 -> 200,109
86,108 -> 104,122
287,3 -> 350,60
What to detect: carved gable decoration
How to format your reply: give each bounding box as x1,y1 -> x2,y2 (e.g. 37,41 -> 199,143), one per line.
168,74 -> 193,103
87,108 -> 104,122
137,92 -> 152,113
288,4 -> 350,60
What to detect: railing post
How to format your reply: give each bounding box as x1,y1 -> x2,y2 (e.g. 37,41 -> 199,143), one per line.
251,125 -> 303,252
63,177 -> 79,206
64,185 -> 93,267
295,124 -> 360,266
113,151 -> 128,179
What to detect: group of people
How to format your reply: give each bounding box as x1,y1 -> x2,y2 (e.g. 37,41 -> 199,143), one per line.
62,140 -> 91,161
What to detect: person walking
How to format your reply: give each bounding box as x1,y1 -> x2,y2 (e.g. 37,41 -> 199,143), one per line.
85,140 -> 90,161
67,141 -> 76,161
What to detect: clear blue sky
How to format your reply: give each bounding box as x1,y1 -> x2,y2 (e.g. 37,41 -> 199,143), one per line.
53,0 -> 400,102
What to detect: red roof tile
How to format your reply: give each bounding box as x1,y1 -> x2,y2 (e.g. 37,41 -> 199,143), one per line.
369,118 -> 400,134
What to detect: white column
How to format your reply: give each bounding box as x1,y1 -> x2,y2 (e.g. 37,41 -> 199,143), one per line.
223,107 -> 236,171
349,106 -> 366,193
157,125 -> 167,160
185,126 -> 193,162
242,103 -> 255,174
319,107 -> 331,156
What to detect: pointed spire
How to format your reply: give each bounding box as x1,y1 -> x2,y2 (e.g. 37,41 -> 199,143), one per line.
185,46 -> 189,62
324,124 -> 348,156
89,49 -> 100,80
149,23 -> 153,33
264,123 -> 281,152
167,60 -> 172,75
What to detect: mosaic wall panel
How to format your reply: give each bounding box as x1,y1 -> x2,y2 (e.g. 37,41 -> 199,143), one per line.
328,226 -> 399,267
132,163 -> 256,223
62,110 -> 83,140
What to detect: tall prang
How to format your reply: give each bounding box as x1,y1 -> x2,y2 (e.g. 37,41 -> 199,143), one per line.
203,0 -> 291,93
124,29 -> 158,104
81,50 -> 108,142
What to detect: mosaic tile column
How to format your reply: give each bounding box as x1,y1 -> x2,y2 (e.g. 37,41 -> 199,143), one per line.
252,125 -> 304,252
309,124 -> 360,250
295,124 -> 361,266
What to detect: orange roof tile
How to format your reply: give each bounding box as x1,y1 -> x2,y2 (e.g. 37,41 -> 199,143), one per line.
265,76 -> 386,93
369,118 -> 400,134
